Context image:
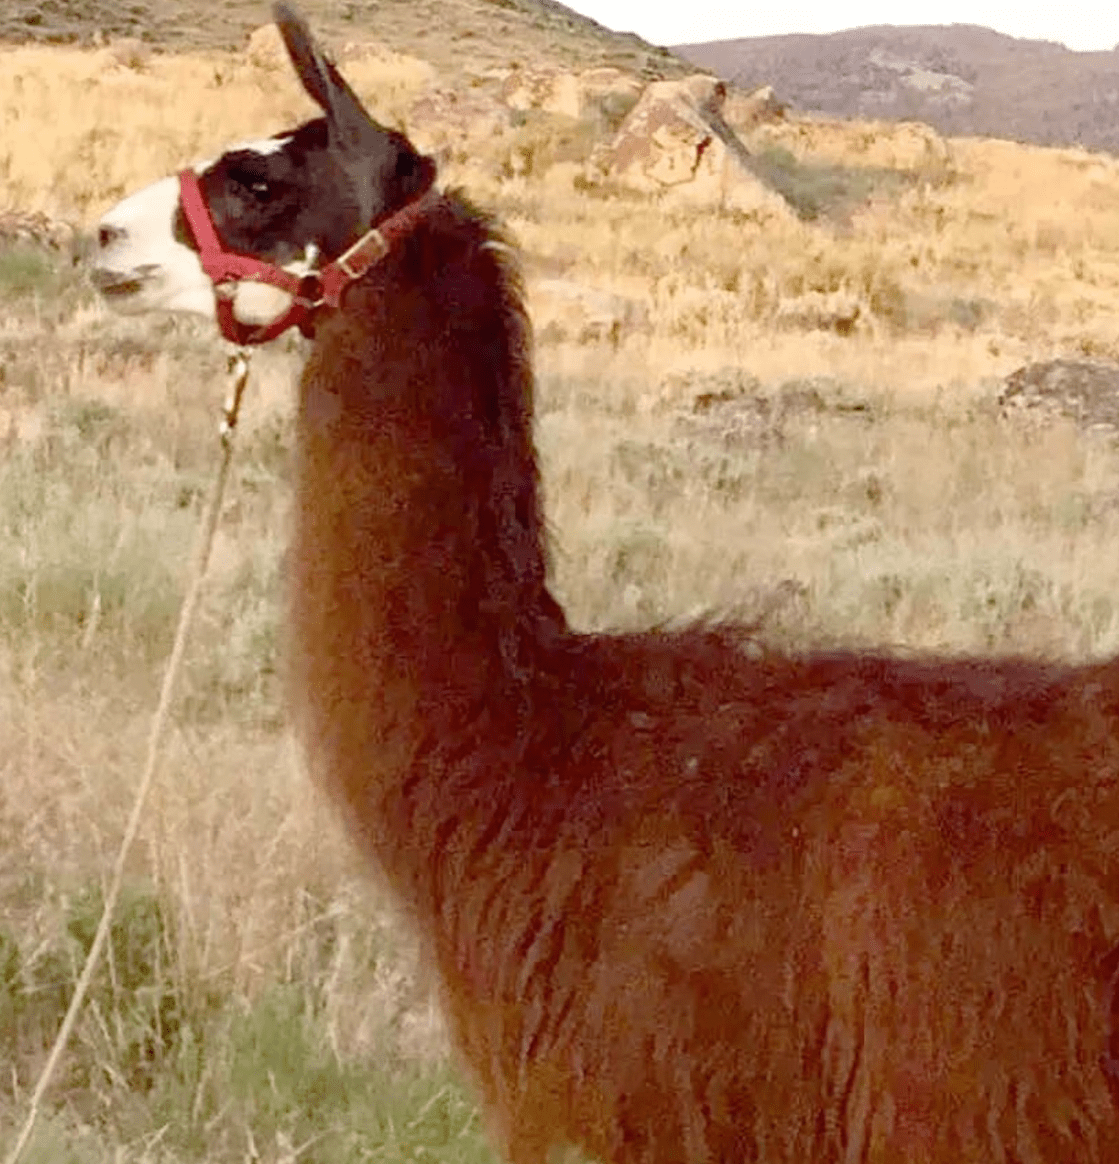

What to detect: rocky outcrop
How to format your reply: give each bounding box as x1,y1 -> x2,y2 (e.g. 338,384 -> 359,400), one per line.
484,65 -> 642,121
586,75 -> 791,217
724,85 -> 785,129
752,117 -> 952,173
237,31 -> 789,213
407,87 -> 510,149
498,68 -> 583,119
999,359 -> 1119,433
578,68 -> 644,112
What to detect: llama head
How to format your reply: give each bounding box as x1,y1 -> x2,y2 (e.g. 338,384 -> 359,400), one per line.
92,2 -> 435,336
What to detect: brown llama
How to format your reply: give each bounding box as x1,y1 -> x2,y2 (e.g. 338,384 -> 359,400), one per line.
91,6 -> 1119,1160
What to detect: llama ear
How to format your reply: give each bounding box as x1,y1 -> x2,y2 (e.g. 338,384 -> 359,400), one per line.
272,2 -> 379,149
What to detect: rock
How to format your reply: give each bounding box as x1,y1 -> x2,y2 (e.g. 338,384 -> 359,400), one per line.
408,87 -> 510,150
586,75 -> 792,218
999,359 -> 1119,433
499,67 -> 582,119
679,74 -> 728,115
485,66 -> 641,122
672,371 -> 852,450
753,117 -> 952,174
724,85 -> 786,130
578,67 -> 643,109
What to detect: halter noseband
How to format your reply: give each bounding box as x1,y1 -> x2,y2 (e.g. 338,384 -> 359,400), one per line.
178,168 -> 436,345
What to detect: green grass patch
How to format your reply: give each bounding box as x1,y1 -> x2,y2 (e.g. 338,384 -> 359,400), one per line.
1,881 -> 494,1164
0,241 -> 93,319
750,146 -> 910,221
0,244 -> 60,299
2,886 -> 187,1105
501,107 -> 609,179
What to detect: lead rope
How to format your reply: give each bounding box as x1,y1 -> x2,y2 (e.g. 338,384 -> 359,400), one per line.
4,349 -> 253,1164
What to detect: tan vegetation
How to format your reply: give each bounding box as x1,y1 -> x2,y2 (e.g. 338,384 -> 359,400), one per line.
5,30 -> 1119,1162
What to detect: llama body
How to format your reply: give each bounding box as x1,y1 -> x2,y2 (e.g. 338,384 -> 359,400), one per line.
294,265 -> 1119,1161
94,7 -> 1119,1160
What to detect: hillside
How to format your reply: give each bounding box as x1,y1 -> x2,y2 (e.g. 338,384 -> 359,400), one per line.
0,0 -> 692,78
676,24 -> 1119,152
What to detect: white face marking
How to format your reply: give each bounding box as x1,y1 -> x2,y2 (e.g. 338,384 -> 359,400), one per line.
190,135 -> 292,174
94,135 -> 314,331
233,134 -> 293,157
94,175 -> 215,317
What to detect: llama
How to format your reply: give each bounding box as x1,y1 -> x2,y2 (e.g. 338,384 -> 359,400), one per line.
92,6 -> 1119,1160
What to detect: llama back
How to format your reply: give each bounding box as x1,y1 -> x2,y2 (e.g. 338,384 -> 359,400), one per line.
412,634 -> 1119,1163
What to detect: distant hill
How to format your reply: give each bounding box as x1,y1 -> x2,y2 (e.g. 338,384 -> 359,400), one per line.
675,24 -> 1119,153
0,0 -> 694,79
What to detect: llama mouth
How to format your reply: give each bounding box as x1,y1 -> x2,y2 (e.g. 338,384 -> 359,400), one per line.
90,269 -> 145,298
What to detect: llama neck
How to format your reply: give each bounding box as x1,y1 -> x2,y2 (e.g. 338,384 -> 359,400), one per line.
288,202 -> 564,887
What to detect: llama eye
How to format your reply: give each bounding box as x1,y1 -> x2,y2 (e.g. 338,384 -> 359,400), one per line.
233,173 -> 274,202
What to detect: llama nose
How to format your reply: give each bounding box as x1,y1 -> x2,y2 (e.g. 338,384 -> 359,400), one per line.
97,223 -> 125,250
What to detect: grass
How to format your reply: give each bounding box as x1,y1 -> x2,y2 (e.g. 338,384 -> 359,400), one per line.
746,145 -> 910,222
6,35 -> 1119,1164
1,884 -> 492,1164
8,255 -> 1119,1164
0,244 -> 62,299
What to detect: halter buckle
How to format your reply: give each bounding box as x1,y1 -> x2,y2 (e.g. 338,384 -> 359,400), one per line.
335,228 -> 389,279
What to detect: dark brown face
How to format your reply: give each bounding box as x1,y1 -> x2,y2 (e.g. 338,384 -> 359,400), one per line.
177,121 -> 343,271
178,118 -> 431,269
92,2 -> 433,323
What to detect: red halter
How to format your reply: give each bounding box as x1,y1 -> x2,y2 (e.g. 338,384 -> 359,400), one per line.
178,167 -> 436,345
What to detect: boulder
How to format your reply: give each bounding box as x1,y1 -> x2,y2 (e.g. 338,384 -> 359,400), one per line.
578,67 -> 643,108
499,67 -> 582,119
587,75 -> 791,217
724,85 -> 786,130
754,117 -> 951,174
999,359 -> 1119,433
486,66 -> 642,123
408,86 -> 509,148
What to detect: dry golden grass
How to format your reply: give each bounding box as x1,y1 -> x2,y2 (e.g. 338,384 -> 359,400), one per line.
5,37 -> 1119,1161
0,41 -> 431,218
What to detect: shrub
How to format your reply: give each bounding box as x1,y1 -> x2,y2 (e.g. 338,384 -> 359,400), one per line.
749,146 -> 907,221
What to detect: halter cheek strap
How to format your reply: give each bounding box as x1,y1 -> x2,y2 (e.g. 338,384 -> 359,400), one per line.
178,167 -> 436,345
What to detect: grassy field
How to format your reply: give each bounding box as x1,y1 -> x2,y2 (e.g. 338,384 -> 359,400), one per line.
5,33 -> 1119,1164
